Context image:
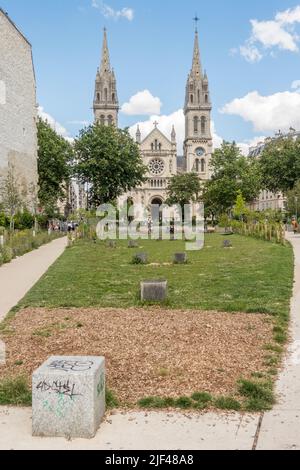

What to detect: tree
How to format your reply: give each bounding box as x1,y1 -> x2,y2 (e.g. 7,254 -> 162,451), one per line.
286,180 -> 300,218
233,190 -> 247,220
203,142 -> 261,216
74,124 -> 146,207
259,137 -> 300,193
37,118 -> 74,214
166,173 -> 202,210
0,163 -> 22,230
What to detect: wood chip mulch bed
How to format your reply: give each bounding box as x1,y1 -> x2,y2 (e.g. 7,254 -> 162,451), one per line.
0,308 -> 273,404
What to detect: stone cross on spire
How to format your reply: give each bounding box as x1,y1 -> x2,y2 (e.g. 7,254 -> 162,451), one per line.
100,27 -> 111,74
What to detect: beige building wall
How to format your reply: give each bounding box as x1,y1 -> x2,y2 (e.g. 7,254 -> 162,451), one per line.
0,9 -> 38,208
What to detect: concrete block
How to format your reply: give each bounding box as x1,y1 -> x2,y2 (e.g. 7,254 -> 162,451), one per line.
141,280 -> 168,302
32,356 -> 105,439
173,253 -> 187,264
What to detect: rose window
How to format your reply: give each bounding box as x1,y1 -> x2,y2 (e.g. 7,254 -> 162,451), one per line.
149,159 -> 165,175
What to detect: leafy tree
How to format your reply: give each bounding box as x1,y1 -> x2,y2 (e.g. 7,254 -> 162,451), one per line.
74,124 -> 146,207
0,163 -> 22,230
166,173 -> 202,209
233,190 -> 247,220
259,137 -> 300,193
286,180 -> 300,218
37,118 -> 74,214
203,142 -> 261,216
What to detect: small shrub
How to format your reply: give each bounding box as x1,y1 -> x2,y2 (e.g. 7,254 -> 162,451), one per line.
1,246 -> 13,263
138,396 -> 166,409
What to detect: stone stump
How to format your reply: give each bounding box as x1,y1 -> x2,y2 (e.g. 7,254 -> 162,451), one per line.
174,253 -> 187,264
32,356 -> 105,439
128,240 -> 139,248
223,240 -> 232,248
133,253 -> 148,264
141,280 -> 168,302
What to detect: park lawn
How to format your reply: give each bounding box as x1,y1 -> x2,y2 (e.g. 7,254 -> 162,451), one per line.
0,234 -> 294,410
17,234 -> 294,319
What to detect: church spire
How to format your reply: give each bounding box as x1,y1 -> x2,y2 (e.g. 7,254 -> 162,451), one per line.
191,29 -> 202,77
100,27 -> 111,74
93,28 -> 119,126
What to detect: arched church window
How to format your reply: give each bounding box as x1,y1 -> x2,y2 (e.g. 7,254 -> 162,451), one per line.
108,115 -> 113,125
151,143 -> 154,151
112,93 -> 115,102
198,90 -> 200,103
104,88 -> 108,102
159,143 -> 162,151
194,116 -> 198,133
190,94 -> 194,104
205,94 -> 208,103
195,159 -> 200,172
201,116 -> 206,134
97,93 -> 100,102
155,139 -> 158,151
201,159 -> 206,173
100,115 -> 105,125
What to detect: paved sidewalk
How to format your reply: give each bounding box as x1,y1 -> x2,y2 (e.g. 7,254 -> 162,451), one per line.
257,233 -> 300,450
0,408 -> 259,450
0,236 -> 67,321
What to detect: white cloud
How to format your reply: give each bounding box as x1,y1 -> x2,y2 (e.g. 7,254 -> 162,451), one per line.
237,5 -> 300,62
291,80 -> 300,90
38,106 -> 74,143
92,1 -> 134,21
220,88 -> 300,133
67,120 -> 90,126
121,90 -> 162,116
240,42 -> 263,63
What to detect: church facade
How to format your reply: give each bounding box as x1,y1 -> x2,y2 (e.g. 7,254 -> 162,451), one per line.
93,27 -> 212,208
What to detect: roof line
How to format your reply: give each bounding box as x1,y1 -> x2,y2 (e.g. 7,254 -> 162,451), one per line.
0,7 -> 32,47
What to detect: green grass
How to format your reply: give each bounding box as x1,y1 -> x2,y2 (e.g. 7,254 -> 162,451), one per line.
16,235 -> 294,318
0,377 -> 31,406
238,379 -> 275,411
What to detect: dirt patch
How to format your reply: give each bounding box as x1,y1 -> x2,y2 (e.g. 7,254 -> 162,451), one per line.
0,308 -> 273,404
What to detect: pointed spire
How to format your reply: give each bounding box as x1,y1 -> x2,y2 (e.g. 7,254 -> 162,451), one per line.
136,125 -> 141,144
100,27 -> 111,74
191,29 -> 202,77
171,125 -> 176,143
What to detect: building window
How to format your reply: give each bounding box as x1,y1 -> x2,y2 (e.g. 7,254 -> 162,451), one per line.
97,93 -> 100,102
112,93 -> 115,102
108,115 -> 113,125
100,115 -> 105,125
104,88 -> 108,102
190,94 -> 194,104
205,94 -> 208,103
151,143 -> 154,151
195,159 -> 200,172
198,90 -> 200,103
201,159 -> 205,173
201,116 -> 206,134
194,116 -> 198,133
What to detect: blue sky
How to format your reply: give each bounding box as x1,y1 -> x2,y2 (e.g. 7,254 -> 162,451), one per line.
2,0 -> 300,152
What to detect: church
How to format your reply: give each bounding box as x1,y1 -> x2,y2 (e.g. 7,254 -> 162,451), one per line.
93,26 -> 213,208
